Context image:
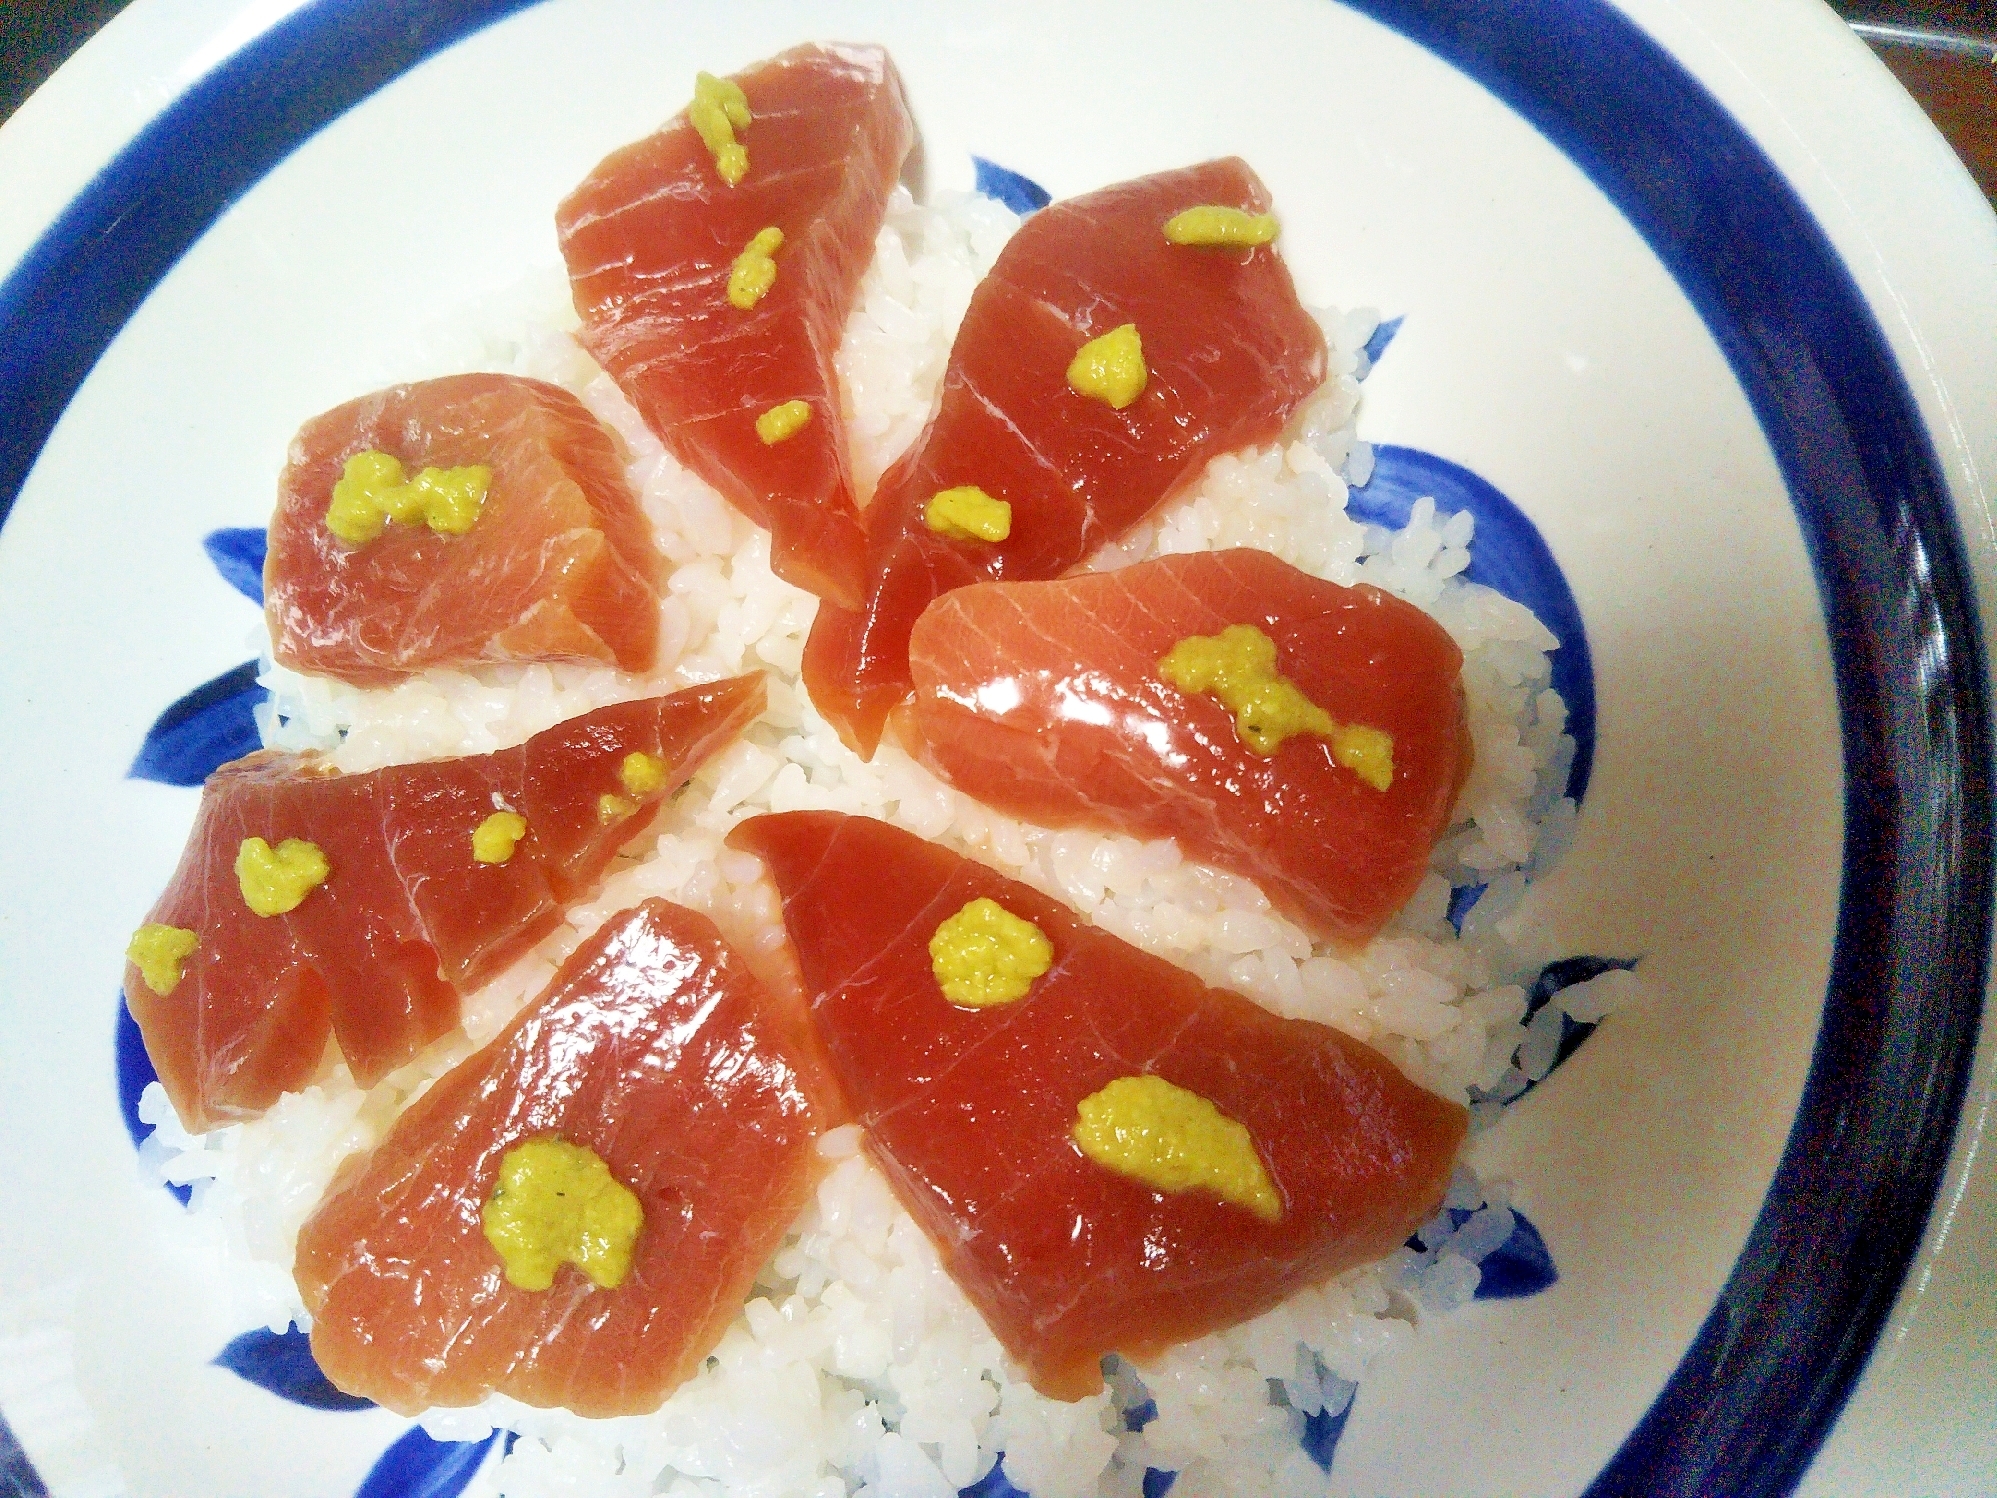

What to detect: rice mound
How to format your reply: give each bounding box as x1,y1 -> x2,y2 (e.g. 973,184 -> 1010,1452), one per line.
141,187 -> 1623,1498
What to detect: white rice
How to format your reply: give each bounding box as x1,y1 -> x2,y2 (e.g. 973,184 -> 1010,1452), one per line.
145,186 -> 1626,1497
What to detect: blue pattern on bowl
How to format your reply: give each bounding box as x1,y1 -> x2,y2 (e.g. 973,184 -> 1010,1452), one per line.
971,157 -> 1051,215
128,662 -> 267,788
214,1327 -> 375,1412
354,1426 -> 505,1498
203,526 -> 269,604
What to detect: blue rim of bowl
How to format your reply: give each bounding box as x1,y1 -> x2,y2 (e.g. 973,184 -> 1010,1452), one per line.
0,1 -> 1985,1495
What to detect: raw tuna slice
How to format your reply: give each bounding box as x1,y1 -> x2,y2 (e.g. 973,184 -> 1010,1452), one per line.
266,373 -> 661,686
126,677 -> 763,1130
558,43 -> 914,609
295,898 -> 835,1416
905,549 -> 1472,947
803,158 -> 1327,755
729,812 -> 1467,1399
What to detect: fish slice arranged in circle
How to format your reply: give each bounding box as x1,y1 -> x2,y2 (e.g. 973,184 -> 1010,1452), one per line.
558,43 -> 915,609
802,157 -> 1328,756
265,373 -> 662,686
729,810 -> 1467,1400
295,897 -> 835,1416
125,676 -> 765,1130
904,548 -> 1473,947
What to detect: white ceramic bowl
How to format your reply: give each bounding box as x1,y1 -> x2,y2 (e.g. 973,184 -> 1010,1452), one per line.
2,3 -> 1993,1495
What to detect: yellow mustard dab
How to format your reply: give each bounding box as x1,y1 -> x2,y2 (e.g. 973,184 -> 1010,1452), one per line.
481,1138 -> 644,1292
325,451 -> 490,546
1066,323 -> 1148,410
1158,624 -> 1394,788
755,400 -> 813,445
127,923 -> 198,996
472,811 -> 528,865
598,792 -> 636,823
620,751 -> 668,796
929,897 -> 1054,1007
235,837 -> 330,917
727,227 -> 784,310
690,71 -> 752,186
1162,205 -> 1281,247
1072,1074 -> 1281,1222
923,485 -> 1012,543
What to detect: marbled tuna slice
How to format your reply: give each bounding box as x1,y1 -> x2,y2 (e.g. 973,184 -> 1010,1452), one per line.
295,898 -> 834,1416
802,158 -> 1328,755
728,811 -> 1466,1400
126,677 -> 764,1130
906,549 -> 1472,947
266,373 -> 661,686
557,43 -> 914,609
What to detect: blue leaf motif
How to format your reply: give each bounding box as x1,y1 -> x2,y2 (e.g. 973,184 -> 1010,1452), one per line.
1300,1392 -> 1355,1471
1141,1469 -> 1178,1498
214,1327 -> 373,1412
1474,1209 -> 1559,1300
1352,446 -> 1597,804
972,156 -> 1051,214
355,1427 -> 502,1498
1361,313 -> 1403,371
203,526 -> 268,604
1480,954 -> 1641,1106
960,1456 -> 1031,1497
116,997 -> 188,1206
128,660 -> 266,787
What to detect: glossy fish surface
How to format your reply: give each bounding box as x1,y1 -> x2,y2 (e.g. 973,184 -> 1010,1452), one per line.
729,811 -> 1467,1400
558,43 -> 914,609
906,549 -> 1471,946
127,677 -> 764,1130
266,374 -> 661,686
295,898 -> 834,1416
802,158 -> 1328,755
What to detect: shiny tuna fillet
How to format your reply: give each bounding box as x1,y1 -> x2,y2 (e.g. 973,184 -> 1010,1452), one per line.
729,812 -> 1467,1400
126,677 -> 764,1130
266,373 -> 661,686
295,898 -> 834,1416
557,43 -> 913,609
803,158 -> 1328,755
906,549 -> 1472,947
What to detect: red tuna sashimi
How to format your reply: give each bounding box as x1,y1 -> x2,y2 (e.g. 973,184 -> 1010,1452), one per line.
126,678 -> 764,1130
905,549 -> 1472,947
295,898 -> 834,1416
557,43 -> 914,609
729,812 -> 1467,1399
802,158 -> 1328,755
266,374 -> 661,686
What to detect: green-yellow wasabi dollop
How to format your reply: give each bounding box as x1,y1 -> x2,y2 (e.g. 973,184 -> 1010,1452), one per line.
755,400 -> 813,444
923,485 -> 1012,543
619,752 -> 668,797
1162,205 -> 1281,247
727,227 -> 784,310
235,837 -> 330,917
1157,623 -> 1394,788
1071,1074 -> 1281,1222
472,811 -> 528,865
1065,323 -> 1147,410
481,1137 -> 644,1292
690,71 -> 752,186
325,451 -> 490,545
127,923 -> 198,996
929,897 -> 1054,1007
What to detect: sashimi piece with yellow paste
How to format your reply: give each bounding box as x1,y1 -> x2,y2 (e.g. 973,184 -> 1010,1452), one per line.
802,158 -> 1328,756
294,897 -> 835,1416
728,811 -> 1467,1400
265,373 -> 662,686
124,677 -> 765,1131
904,549 -> 1473,947
557,43 -> 914,610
